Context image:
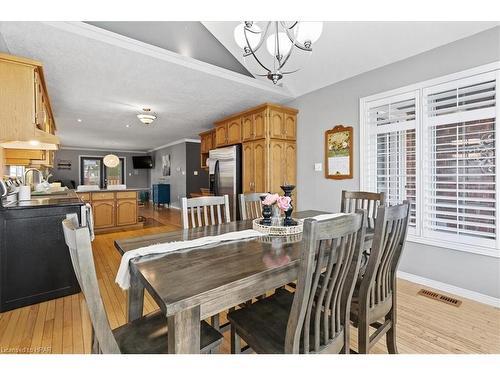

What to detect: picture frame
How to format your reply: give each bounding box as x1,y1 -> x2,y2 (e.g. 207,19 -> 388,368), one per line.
325,125 -> 353,180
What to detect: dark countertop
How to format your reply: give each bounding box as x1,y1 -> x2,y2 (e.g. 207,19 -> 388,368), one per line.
1,190 -> 84,210
75,187 -> 149,193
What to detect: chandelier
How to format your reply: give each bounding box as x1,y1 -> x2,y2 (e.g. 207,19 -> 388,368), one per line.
234,21 -> 323,84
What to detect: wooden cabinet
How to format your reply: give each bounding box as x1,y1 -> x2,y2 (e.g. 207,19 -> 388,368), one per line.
215,119 -> 241,147
284,113 -> 297,140
268,140 -> 297,198
269,109 -> 285,139
92,200 -> 115,229
269,109 -> 296,140
80,190 -> 142,232
199,103 -> 298,204
242,110 -> 267,142
227,118 -> 241,145
0,52 -> 59,148
215,123 -> 227,147
200,129 -> 215,169
4,148 -> 54,167
242,115 -> 253,142
269,140 -> 286,195
242,139 -> 267,193
200,130 -> 214,153
116,199 -> 137,226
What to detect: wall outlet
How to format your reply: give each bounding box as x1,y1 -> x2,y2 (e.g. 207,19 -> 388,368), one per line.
194,171 -> 198,176
314,163 -> 323,172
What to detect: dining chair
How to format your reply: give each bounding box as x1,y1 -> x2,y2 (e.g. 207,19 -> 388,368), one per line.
227,211 -> 367,354
181,195 -> 230,229
349,202 -> 410,354
61,215 -> 223,354
340,190 -> 386,237
181,194 -> 234,331
239,192 -> 266,220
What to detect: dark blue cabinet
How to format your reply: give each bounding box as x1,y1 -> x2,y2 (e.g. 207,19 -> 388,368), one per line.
152,184 -> 170,207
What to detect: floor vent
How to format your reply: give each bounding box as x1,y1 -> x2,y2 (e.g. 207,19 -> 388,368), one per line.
417,289 -> 462,307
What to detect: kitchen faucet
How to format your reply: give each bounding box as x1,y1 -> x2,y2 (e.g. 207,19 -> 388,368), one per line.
24,168 -> 43,189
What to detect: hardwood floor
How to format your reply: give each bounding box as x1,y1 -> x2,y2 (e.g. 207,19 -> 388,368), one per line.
0,204 -> 499,354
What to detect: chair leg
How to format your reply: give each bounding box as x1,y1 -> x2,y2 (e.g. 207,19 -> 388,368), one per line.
357,318 -> 370,354
385,311 -> 398,354
210,314 -> 220,331
91,328 -> 100,354
230,325 -> 241,354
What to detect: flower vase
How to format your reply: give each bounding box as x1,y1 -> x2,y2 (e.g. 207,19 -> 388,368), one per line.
281,184 -> 297,226
260,196 -> 272,226
271,205 -> 282,226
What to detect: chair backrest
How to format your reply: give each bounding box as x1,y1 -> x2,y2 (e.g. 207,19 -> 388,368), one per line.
285,211 -> 367,354
340,190 -> 386,229
359,202 -> 410,311
239,192 -> 266,220
181,195 -> 231,229
62,215 -> 121,354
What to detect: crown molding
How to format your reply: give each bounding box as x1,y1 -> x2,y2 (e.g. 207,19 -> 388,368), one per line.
59,146 -> 148,153
148,138 -> 200,152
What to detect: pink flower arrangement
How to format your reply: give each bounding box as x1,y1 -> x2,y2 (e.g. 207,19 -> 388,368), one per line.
276,196 -> 291,212
262,193 -> 291,212
262,193 -> 279,206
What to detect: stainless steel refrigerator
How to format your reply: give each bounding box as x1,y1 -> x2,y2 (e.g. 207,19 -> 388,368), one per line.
208,145 -> 242,220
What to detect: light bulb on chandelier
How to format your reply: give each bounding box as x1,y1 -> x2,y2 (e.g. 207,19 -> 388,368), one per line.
234,21 -> 323,84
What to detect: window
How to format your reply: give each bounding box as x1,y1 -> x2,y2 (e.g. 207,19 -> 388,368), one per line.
80,156 -> 125,188
364,92 -> 418,233
360,64 -> 499,256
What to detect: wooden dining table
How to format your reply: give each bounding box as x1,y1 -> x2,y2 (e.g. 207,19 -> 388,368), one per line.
114,210 -> 372,354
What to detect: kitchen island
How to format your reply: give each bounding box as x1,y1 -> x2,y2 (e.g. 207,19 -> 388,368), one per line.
0,190 -> 84,312
75,188 -> 145,233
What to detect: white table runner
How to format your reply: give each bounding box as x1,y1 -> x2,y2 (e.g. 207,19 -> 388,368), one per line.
116,229 -> 265,289
115,213 -> 347,290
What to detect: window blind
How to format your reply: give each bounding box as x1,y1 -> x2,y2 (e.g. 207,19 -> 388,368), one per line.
365,93 -> 418,229
422,74 -> 496,246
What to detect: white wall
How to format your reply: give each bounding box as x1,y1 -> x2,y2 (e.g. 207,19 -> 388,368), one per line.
288,26 -> 500,300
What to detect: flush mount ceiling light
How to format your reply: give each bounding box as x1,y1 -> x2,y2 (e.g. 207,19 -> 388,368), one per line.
137,108 -> 157,125
234,21 -> 323,84
103,154 -> 120,168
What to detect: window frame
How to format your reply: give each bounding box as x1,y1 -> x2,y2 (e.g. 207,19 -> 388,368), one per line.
360,61 -> 500,258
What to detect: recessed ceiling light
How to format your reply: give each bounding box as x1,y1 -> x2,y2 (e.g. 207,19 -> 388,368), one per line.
77,118 -> 82,123
125,124 -> 131,128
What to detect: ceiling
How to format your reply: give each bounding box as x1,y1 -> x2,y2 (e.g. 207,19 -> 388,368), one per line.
0,22 -> 291,151
85,21 -> 253,77
203,21 -> 500,96
0,21 -> 498,151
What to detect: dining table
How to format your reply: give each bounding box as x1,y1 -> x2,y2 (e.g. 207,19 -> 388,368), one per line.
114,210 -> 372,354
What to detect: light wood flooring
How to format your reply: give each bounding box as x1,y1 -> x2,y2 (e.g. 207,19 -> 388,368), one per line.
0,205 -> 499,354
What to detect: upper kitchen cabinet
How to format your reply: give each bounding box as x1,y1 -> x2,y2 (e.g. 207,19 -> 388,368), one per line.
0,53 -> 60,149
199,129 -> 215,169
214,118 -> 242,147
269,106 -> 297,140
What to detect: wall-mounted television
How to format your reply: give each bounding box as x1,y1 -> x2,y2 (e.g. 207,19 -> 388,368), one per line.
132,156 -> 154,169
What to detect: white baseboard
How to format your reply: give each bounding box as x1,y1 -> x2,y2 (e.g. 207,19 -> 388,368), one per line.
397,271 -> 500,308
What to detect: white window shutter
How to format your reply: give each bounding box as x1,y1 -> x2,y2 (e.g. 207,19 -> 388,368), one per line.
422,71 -> 497,248
364,91 -> 419,232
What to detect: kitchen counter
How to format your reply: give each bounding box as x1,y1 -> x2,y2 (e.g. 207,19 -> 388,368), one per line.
1,189 -> 84,210
75,187 -> 149,193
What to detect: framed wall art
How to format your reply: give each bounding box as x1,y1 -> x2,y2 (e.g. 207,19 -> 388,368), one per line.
325,125 -> 353,180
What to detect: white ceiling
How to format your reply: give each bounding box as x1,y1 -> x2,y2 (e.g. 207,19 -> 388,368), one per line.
0,22 -> 292,151
203,21 -> 500,96
0,21 -> 498,151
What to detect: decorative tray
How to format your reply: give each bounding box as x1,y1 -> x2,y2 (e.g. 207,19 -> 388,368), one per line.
252,218 -> 304,236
